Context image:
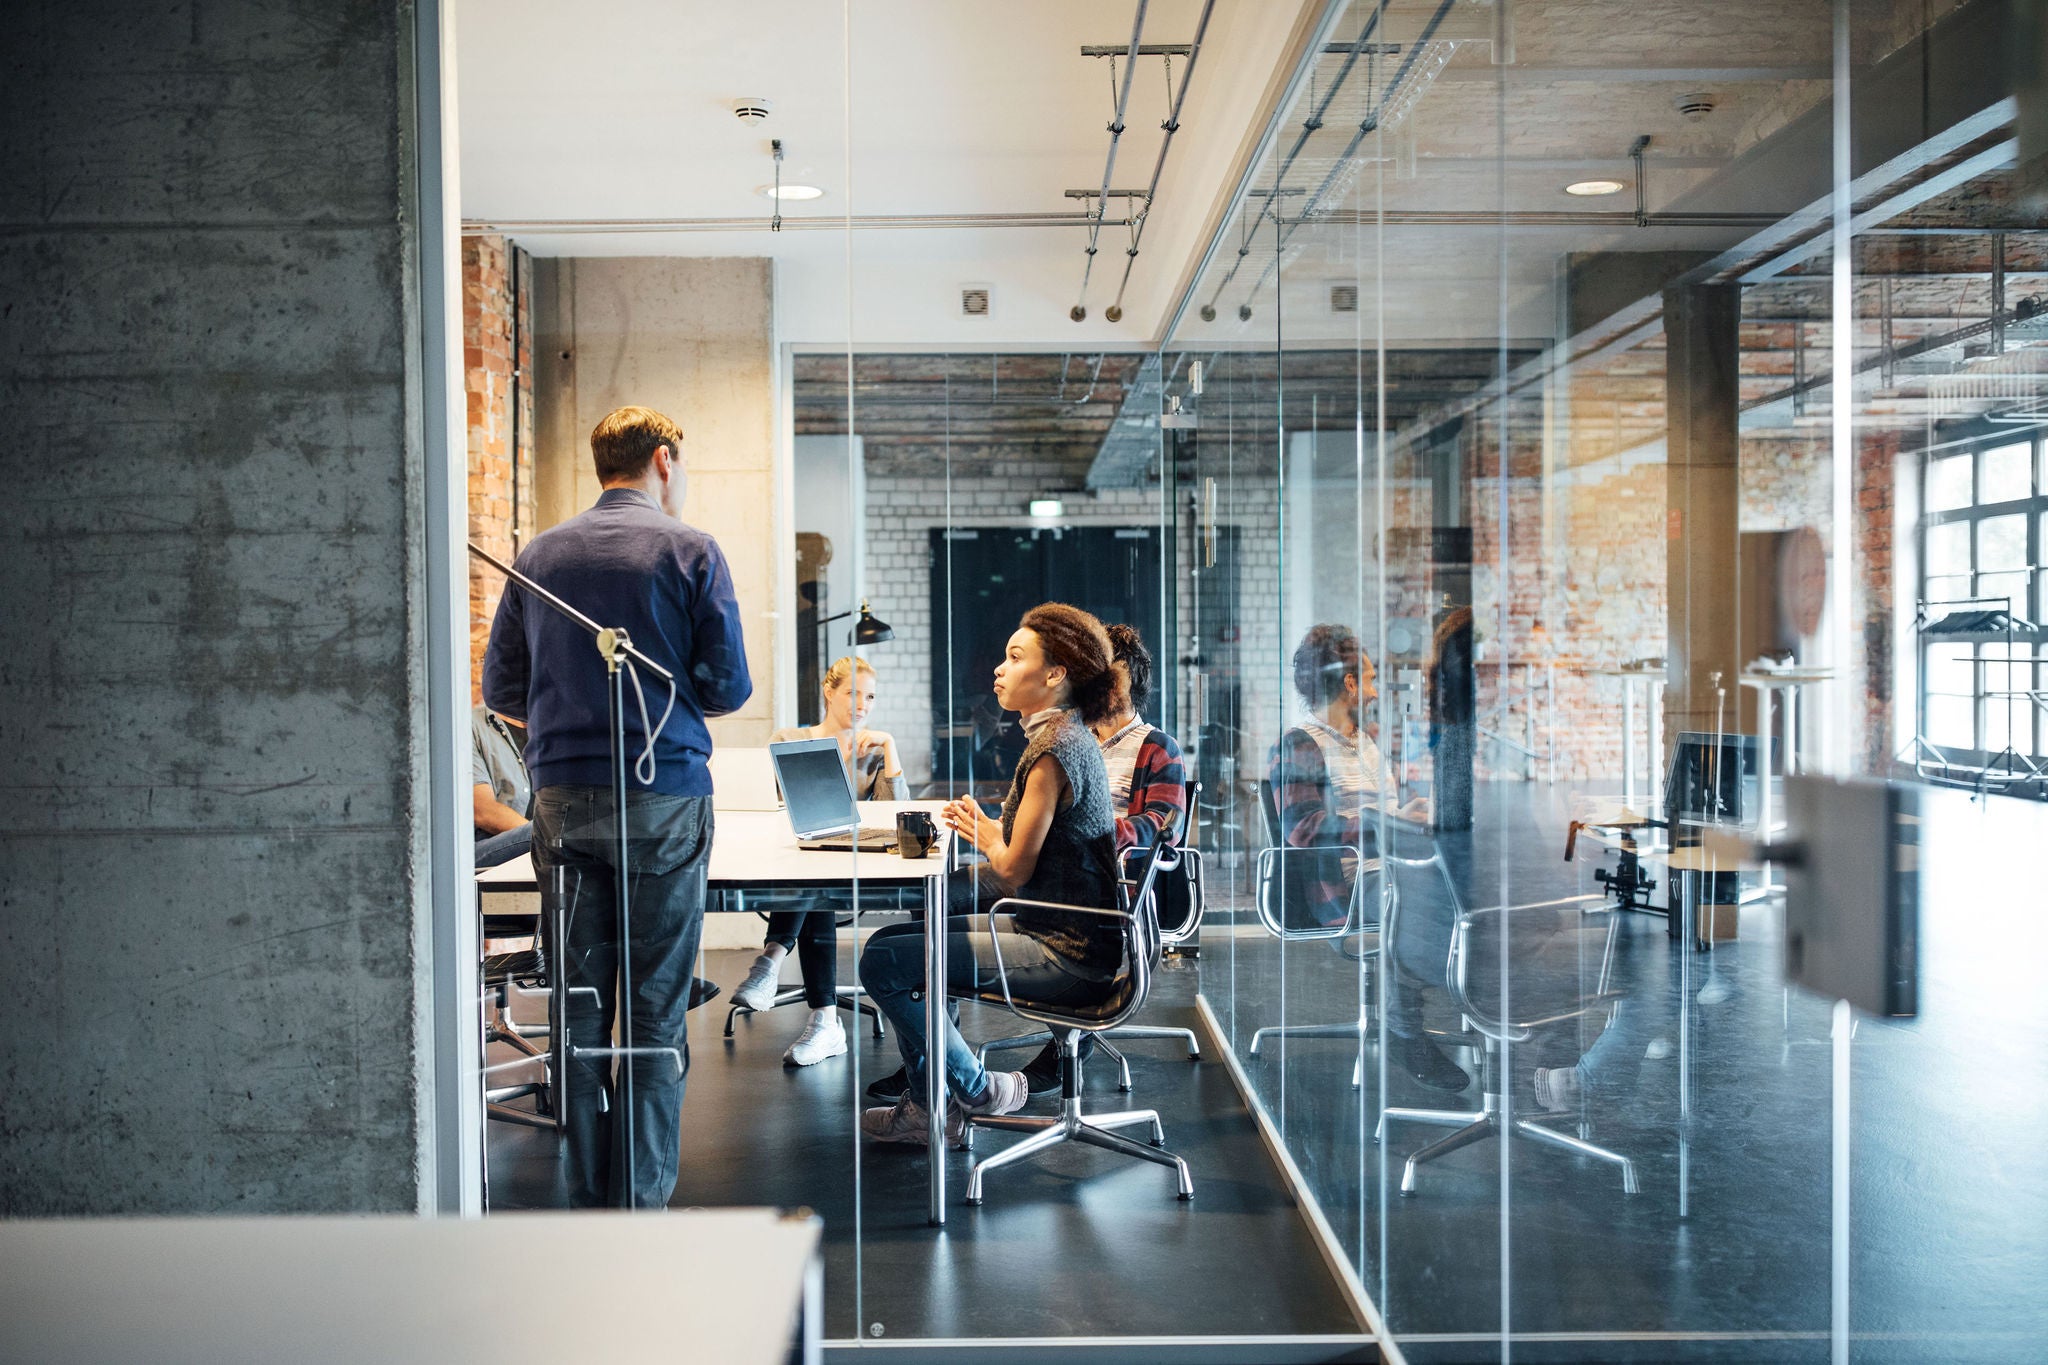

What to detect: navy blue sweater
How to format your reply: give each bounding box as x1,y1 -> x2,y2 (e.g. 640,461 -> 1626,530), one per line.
482,488 -> 752,797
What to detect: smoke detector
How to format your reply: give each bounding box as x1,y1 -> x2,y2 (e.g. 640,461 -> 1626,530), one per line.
732,96 -> 773,122
1672,91 -> 1716,121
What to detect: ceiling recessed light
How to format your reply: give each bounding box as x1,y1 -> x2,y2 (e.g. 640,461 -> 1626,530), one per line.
759,183 -> 824,201
1564,178 -> 1627,197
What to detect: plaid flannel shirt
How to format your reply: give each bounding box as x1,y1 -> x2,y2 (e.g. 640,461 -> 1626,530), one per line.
1267,722 -> 1380,927
1112,727 -> 1187,853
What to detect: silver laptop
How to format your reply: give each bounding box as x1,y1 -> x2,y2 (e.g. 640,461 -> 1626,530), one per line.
767,738 -> 898,852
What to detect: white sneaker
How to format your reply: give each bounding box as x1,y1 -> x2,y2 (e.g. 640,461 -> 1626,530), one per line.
731,954 -> 783,1013
784,1010 -> 848,1067
1533,1065 -> 1583,1113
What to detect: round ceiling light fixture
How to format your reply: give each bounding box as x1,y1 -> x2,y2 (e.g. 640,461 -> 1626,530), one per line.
758,183 -> 824,201
1563,178 -> 1627,197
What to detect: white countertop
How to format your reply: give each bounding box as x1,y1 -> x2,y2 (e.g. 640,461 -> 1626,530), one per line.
478,799 -> 952,891
0,1208 -> 818,1364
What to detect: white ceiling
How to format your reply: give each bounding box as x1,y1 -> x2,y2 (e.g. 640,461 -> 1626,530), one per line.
455,0 -> 1315,345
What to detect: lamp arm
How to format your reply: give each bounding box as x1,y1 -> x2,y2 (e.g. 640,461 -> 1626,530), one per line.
468,542 -> 675,683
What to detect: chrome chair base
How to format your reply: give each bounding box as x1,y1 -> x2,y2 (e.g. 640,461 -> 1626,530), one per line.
1248,1018 -> 1371,1090
1377,1102 -> 1639,1196
724,985 -> 885,1040
483,988 -> 555,1128
965,1036 -> 1194,1204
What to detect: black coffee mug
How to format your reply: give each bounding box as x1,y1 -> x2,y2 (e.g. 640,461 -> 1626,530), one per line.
896,809 -> 937,859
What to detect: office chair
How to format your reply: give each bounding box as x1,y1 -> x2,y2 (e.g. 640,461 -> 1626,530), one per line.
1246,778 -> 1381,1089
480,905 -> 566,1135
961,842 -> 1195,1204
975,779 -> 1205,1089
1375,844 -> 1637,1196
720,891 -> 887,1041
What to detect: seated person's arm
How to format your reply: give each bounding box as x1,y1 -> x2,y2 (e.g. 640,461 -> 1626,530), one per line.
1272,731 -> 1362,848
941,757 -> 1062,888
1117,734 -> 1187,851
473,784 -> 527,835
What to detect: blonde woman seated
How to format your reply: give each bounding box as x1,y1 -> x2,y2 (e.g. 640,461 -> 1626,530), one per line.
731,656 -> 908,1066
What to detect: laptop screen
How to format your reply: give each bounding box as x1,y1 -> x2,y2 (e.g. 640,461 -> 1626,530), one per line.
770,738 -> 859,838
1663,731 -> 1760,826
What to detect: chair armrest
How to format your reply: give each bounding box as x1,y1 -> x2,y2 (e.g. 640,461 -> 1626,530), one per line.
1254,844 -> 1381,941
1446,896 -> 1609,1040
979,896 -> 1143,1032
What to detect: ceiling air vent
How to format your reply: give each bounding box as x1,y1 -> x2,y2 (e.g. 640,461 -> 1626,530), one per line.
961,286 -> 991,318
1672,91 -> 1716,120
1329,282 -> 1359,314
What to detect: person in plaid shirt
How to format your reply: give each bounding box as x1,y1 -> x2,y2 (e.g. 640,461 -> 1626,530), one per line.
1096,624 -> 1187,853
1268,624 -> 1464,1092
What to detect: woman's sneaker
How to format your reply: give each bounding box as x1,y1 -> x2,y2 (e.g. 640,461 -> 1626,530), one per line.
1533,1064 -> 1583,1113
963,1070 -> 1029,1119
731,953 -> 783,1013
861,1093 -> 964,1147
784,1010 -> 848,1067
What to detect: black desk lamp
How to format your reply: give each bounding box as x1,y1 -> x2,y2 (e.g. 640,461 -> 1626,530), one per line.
818,598 -> 894,646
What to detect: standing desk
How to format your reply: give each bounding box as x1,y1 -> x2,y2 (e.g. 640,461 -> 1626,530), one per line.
479,800 -> 961,1225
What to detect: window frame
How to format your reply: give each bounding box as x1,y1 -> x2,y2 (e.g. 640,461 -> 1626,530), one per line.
1916,429 -> 2047,764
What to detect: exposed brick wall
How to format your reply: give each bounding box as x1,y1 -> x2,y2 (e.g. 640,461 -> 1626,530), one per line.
1856,429 -> 1901,771
463,233 -> 534,705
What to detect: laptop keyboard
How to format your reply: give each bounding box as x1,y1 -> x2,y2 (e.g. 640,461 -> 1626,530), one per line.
799,827 -> 900,852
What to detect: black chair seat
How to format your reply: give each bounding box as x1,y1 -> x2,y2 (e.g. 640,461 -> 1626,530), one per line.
483,949 -> 544,985
963,977 -> 1131,1023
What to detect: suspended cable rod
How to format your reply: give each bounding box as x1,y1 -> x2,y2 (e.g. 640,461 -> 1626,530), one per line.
1237,0 -> 1459,312
461,213 -> 1132,234
1101,0 -> 1217,323
1081,43 -> 1190,57
1072,0 -> 1150,321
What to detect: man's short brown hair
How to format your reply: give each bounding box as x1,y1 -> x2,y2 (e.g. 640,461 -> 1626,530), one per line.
590,406 -> 684,483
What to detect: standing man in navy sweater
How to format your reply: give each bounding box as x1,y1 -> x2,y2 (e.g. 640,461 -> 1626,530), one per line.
483,405 -> 752,1209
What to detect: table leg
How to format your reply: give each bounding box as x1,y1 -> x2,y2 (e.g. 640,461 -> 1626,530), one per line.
1757,686 -> 1775,838
1622,678 -> 1638,808
925,869 -> 946,1226
1649,680 -> 1664,801
1679,866 -> 1693,1221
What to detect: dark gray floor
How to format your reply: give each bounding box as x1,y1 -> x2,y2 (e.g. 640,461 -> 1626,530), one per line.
484,945 -> 1364,1346
1202,781 -> 2048,1364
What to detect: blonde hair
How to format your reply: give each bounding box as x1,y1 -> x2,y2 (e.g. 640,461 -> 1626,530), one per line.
820,655 -> 878,694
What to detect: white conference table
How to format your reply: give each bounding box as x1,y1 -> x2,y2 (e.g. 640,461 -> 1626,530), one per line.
479,799 -> 963,1226
0,1208 -> 820,1364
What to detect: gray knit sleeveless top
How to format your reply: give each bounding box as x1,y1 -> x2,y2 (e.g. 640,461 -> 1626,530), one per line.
1001,710 -> 1121,979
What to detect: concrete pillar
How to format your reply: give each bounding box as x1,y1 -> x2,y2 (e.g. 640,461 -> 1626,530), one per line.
1662,283 -> 1743,756
0,1 -> 445,1213
530,257 -> 781,750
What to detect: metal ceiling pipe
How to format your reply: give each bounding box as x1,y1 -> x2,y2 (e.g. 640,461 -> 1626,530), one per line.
1236,0 -> 1460,312
1195,3 -> 1391,319
1073,0 -> 1150,321
1102,0 -> 1216,323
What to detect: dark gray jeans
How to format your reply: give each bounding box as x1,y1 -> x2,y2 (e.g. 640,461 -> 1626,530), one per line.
534,785 -> 712,1210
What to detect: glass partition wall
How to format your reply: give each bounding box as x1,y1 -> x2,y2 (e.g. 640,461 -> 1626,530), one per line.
1166,0 -> 2046,1361
474,1 -> 2045,1356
